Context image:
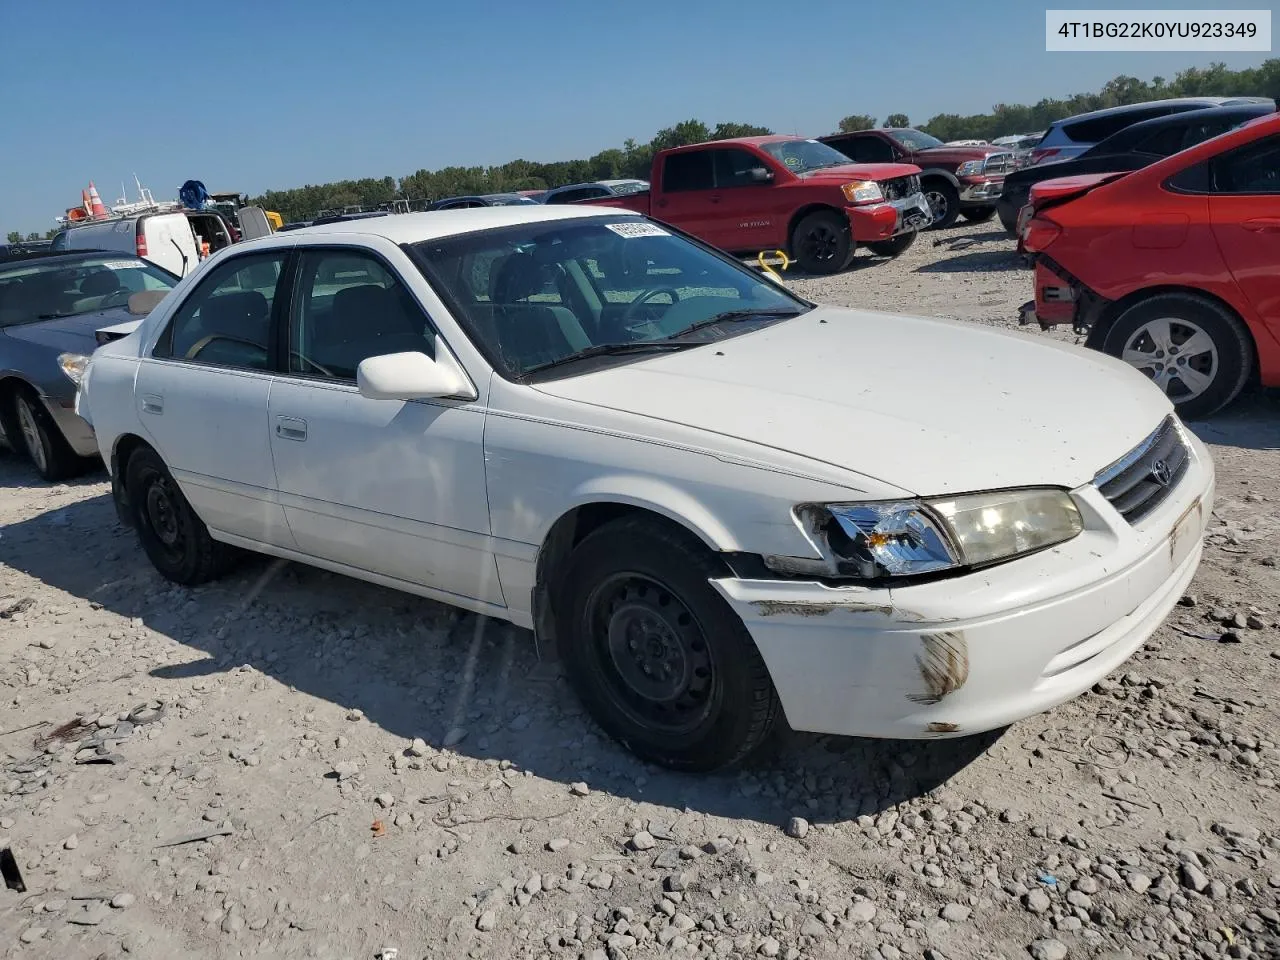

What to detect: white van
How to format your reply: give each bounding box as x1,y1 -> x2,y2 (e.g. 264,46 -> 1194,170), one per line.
51,210 -> 234,278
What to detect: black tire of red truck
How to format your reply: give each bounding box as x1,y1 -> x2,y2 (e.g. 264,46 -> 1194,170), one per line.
790,211 -> 855,275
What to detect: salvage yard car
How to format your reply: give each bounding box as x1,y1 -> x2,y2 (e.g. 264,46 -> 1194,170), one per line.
1020,112 -> 1280,419
0,251 -> 177,479
77,206 -> 1214,771
582,136 -> 931,274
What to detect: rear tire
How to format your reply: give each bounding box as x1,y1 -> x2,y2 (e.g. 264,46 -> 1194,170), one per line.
4,388 -> 83,481
997,204 -> 1019,236
866,231 -> 918,258
1098,293 -> 1254,419
922,179 -> 961,230
961,205 -> 996,223
124,446 -> 237,585
790,210 -> 855,275
556,516 -> 781,771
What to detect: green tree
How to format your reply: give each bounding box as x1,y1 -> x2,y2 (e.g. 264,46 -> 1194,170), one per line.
5,231 -> 21,244
837,114 -> 877,132
25,232 -> 41,241
884,113 -> 910,128
710,121 -> 773,140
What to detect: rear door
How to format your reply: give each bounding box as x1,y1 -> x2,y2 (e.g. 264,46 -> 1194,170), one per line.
652,150 -> 717,240
136,250 -> 293,545
1208,134 -> 1280,342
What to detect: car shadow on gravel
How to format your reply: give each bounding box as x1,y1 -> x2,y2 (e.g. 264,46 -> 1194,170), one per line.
1185,390 -> 1280,452
913,250 -> 1022,274
0,483 -> 1001,828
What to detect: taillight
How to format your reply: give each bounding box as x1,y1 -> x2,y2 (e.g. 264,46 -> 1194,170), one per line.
135,225 -> 148,257
1022,217 -> 1062,254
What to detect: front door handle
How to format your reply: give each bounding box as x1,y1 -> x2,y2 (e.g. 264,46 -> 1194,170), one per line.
1243,217 -> 1280,232
275,416 -> 307,441
141,394 -> 163,415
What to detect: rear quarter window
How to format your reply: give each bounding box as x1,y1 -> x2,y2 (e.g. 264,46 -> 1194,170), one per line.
1063,105 -> 1200,144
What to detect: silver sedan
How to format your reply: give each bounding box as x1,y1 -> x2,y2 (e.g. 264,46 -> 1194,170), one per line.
0,251 -> 177,480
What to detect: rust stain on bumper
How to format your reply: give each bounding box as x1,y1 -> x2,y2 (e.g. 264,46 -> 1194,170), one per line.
926,722 -> 960,733
752,598 -> 893,617
907,630 -> 969,704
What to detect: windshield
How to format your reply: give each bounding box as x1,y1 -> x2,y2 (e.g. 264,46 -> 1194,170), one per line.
0,255 -> 177,327
759,139 -> 856,174
887,129 -> 944,150
412,216 -> 809,380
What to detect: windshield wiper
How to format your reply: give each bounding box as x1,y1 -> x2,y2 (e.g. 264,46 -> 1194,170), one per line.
520,340 -> 698,378
37,312 -> 77,320
660,306 -> 806,341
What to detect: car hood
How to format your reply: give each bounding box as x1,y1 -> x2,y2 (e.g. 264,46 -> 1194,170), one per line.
913,145 -> 1008,162
799,162 -> 921,183
1,306 -> 137,353
533,307 -> 1173,496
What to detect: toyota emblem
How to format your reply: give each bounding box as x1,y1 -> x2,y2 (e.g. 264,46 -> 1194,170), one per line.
1150,459 -> 1172,486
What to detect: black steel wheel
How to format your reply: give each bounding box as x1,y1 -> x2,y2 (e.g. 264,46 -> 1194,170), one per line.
125,446 -> 237,585
866,231 -> 918,258
557,516 -> 780,771
790,210 -> 855,275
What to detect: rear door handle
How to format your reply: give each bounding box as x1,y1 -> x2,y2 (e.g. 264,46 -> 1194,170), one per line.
275,416 -> 307,441
141,394 -> 163,415
1243,217 -> 1280,232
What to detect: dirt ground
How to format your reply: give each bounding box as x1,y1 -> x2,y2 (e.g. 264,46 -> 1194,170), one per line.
1,220 -> 1278,960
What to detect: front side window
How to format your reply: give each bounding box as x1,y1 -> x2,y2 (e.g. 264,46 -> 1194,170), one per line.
412,216 -> 809,381
886,129 -> 943,151
826,135 -> 895,164
289,249 -> 434,380
711,148 -> 771,187
0,255 -> 177,328
1213,135 -> 1280,194
155,252 -> 285,368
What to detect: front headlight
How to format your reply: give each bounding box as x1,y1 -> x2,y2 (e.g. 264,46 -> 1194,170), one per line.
841,180 -> 884,204
795,488 -> 1083,579
956,159 -> 985,177
57,353 -> 89,384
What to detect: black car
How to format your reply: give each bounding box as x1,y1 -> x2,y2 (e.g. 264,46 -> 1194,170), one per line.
997,102 -> 1277,234
308,211 -> 391,226
426,193 -> 540,211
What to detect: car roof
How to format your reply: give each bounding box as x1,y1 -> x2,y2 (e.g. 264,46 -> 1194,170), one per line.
242,205 -> 640,246
1048,97 -> 1272,128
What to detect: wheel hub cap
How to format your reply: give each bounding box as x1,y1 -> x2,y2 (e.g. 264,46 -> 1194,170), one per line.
803,226 -> 838,261
607,601 -> 689,700
145,482 -> 181,547
1121,317 -> 1217,402
925,191 -> 949,223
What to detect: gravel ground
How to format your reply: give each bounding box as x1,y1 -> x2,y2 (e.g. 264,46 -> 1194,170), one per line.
1,220 -> 1279,960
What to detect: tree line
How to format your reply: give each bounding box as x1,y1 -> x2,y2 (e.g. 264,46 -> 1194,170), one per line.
245,58 -> 1276,223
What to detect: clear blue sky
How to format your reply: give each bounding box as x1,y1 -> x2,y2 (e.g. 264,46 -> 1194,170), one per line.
0,0 -> 1271,235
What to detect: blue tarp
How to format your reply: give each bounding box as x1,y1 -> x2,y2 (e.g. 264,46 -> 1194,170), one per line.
179,180 -> 210,211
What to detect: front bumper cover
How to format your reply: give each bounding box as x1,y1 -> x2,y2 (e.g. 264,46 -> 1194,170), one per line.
847,193 -> 932,241
709,431 -> 1214,740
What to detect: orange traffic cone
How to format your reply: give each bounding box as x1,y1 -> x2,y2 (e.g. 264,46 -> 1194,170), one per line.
81,187 -> 93,217
87,182 -> 109,219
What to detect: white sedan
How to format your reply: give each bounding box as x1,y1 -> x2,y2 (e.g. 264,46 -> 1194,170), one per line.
77,206 -> 1214,771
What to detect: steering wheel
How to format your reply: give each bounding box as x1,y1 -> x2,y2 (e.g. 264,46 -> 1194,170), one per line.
621,286 -> 682,329
99,288 -> 134,309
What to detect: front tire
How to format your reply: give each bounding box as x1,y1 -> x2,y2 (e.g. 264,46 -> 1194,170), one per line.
790,210 -> 855,275
1098,293 -> 1254,419
922,179 -> 961,230
961,205 -> 996,223
124,446 -> 237,585
556,517 -> 781,772
6,389 -> 83,481
866,231 -> 918,258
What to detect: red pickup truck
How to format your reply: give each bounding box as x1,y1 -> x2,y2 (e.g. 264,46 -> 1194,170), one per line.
582,136 -> 931,274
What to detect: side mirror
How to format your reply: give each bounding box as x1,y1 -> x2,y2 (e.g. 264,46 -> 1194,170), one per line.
748,167 -> 773,183
357,346 -> 476,401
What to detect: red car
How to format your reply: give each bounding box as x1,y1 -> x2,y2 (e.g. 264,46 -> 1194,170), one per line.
1020,112 -> 1280,418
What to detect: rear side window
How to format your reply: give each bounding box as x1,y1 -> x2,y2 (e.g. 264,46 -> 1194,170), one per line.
826,135 -> 895,163
1213,135 -> 1280,194
1132,124 -> 1190,158
154,253 -> 286,368
1063,105 -> 1199,144
662,151 -> 714,192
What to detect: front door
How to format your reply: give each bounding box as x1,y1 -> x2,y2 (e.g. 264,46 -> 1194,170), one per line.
136,250 -> 293,545
267,246 -> 500,605
1208,134 -> 1280,347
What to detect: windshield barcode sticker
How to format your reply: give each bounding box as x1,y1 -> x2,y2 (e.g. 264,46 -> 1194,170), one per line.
605,221 -> 670,239
99,261 -> 141,270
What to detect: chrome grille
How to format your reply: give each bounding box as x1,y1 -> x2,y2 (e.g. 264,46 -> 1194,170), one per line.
982,152 -> 1015,175
881,174 -> 921,202
1093,416 -> 1190,524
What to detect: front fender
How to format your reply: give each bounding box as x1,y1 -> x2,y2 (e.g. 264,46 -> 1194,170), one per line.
918,168 -> 961,189
558,475 -> 741,552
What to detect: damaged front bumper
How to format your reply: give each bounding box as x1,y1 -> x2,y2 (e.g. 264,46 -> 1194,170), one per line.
959,176 -> 1004,204
847,193 -> 932,242
709,434 -> 1214,740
